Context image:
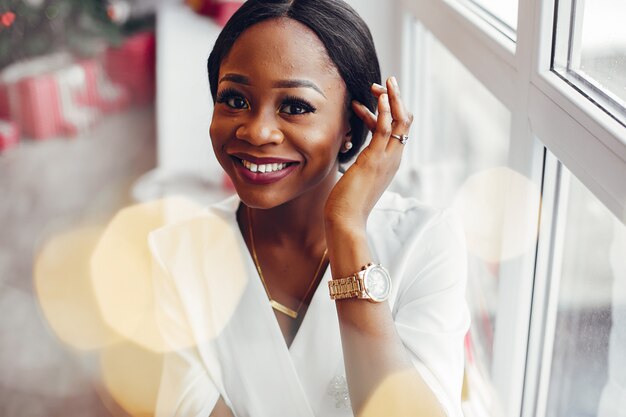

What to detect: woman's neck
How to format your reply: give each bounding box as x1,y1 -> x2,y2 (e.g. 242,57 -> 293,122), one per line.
241,170 -> 339,250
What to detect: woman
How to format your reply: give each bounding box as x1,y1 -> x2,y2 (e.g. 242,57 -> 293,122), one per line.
150,0 -> 469,416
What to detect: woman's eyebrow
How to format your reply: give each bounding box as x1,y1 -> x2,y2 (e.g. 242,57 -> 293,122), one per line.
219,73 -> 326,98
219,73 -> 251,85
272,79 -> 327,98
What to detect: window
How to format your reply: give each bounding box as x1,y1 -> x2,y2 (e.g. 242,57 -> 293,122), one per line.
400,0 -> 626,416
465,0 -> 518,35
394,23 -> 511,404
542,166 -> 625,417
553,0 -> 626,123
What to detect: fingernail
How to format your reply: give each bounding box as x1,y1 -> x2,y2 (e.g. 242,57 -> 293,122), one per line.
391,76 -> 398,88
372,83 -> 383,89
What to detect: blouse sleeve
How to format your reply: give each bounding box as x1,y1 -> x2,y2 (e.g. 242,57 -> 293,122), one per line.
392,210 -> 470,417
150,234 -> 221,417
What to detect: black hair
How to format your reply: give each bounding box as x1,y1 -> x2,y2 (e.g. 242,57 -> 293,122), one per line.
207,0 -> 381,163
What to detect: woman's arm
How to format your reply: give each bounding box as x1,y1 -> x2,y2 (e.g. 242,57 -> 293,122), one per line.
324,77 -> 447,417
325,224 -> 447,417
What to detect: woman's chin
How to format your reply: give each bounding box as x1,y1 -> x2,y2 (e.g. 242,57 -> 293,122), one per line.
234,188 -> 289,210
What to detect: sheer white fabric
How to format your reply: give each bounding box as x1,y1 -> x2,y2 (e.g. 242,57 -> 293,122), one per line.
150,191 -> 470,417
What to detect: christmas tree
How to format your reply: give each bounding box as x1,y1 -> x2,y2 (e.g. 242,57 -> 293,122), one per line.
0,0 -> 153,70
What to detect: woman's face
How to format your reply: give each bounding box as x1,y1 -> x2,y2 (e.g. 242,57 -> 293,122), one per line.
209,18 -> 351,209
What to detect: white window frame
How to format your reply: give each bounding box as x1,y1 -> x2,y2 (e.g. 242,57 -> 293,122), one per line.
397,0 -> 626,416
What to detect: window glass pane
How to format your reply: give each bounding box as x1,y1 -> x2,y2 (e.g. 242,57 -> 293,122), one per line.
545,168 -> 626,417
554,0 -> 626,119
467,0 -> 518,32
396,23 -> 516,414
578,0 -> 626,105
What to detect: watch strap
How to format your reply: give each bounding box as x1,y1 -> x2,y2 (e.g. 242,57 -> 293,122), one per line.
328,275 -> 365,300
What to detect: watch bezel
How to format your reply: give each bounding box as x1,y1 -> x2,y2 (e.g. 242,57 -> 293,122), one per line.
361,264 -> 392,302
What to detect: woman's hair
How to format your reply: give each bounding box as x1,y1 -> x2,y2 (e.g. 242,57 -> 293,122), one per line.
207,0 -> 381,163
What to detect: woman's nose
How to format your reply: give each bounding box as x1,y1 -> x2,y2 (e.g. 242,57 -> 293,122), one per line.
235,111 -> 284,146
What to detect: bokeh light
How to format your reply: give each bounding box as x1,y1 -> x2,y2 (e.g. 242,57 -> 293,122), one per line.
90,197 -> 204,352
90,196 -> 248,353
99,341 -> 163,417
359,369 -> 446,417
34,225 -> 121,351
452,167 -> 541,262
149,205 -> 249,350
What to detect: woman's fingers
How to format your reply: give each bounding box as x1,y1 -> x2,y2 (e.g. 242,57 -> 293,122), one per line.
351,100 -> 377,132
386,77 -> 406,125
386,77 -> 413,151
353,77 -> 413,152
371,83 -> 387,96
370,92 -> 392,151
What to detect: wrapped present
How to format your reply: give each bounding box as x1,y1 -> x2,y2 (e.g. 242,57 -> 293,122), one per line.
0,53 -> 109,139
0,53 -> 67,139
186,0 -> 244,26
76,59 -> 130,113
104,32 -> 156,105
52,64 -> 100,136
0,119 -> 19,152
12,73 -> 64,139
211,1 -> 243,26
0,84 -> 9,118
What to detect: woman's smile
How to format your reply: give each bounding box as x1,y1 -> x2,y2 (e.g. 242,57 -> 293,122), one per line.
230,153 -> 301,185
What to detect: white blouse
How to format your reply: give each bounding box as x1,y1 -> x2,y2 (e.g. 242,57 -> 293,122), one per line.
149,191 -> 470,417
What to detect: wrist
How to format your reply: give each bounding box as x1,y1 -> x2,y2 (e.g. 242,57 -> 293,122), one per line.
324,213 -> 366,235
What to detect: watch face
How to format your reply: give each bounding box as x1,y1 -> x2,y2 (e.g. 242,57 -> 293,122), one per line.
363,265 -> 392,302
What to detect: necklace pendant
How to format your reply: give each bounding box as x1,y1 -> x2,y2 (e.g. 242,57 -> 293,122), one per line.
270,300 -> 298,319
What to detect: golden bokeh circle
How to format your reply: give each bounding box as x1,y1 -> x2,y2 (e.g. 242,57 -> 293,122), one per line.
453,167 -> 541,262
34,225 -> 121,351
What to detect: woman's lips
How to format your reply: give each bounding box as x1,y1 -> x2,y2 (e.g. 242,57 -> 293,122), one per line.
230,152 -> 298,165
231,156 -> 299,185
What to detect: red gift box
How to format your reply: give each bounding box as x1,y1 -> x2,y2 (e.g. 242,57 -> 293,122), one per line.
210,1 -> 243,26
1,53 -> 69,139
0,119 -> 19,152
0,84 -> 9,118
187,0 -> 243,26
76,59 -> 130,113
104,32 -> 156,105
0,54 -> 108,139
12,74 -> 64,139
15,66 -> 100,139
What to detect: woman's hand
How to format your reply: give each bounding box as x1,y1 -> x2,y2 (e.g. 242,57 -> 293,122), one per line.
324,76 -> 414,232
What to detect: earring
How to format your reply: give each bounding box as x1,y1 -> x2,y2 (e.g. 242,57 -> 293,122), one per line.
341,141 -> 353,153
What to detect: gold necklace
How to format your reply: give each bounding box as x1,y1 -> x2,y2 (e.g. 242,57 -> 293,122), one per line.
247,206 -> 328,319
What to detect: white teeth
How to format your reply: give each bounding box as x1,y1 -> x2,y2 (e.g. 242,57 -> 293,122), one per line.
240,159 -> 290,173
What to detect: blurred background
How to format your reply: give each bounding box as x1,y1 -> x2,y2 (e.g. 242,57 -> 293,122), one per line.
0,0 -> 624,416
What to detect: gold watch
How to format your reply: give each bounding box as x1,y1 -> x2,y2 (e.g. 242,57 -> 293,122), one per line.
328,263 -> 392,302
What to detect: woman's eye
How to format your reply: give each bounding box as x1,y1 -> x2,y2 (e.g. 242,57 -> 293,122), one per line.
280,99 -> 316,116
281,104 -> 307,115
216,90 -> 249,110
225,97 -> 248,109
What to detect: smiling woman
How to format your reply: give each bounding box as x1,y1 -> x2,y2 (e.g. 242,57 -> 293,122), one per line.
149,1 -> 469,417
